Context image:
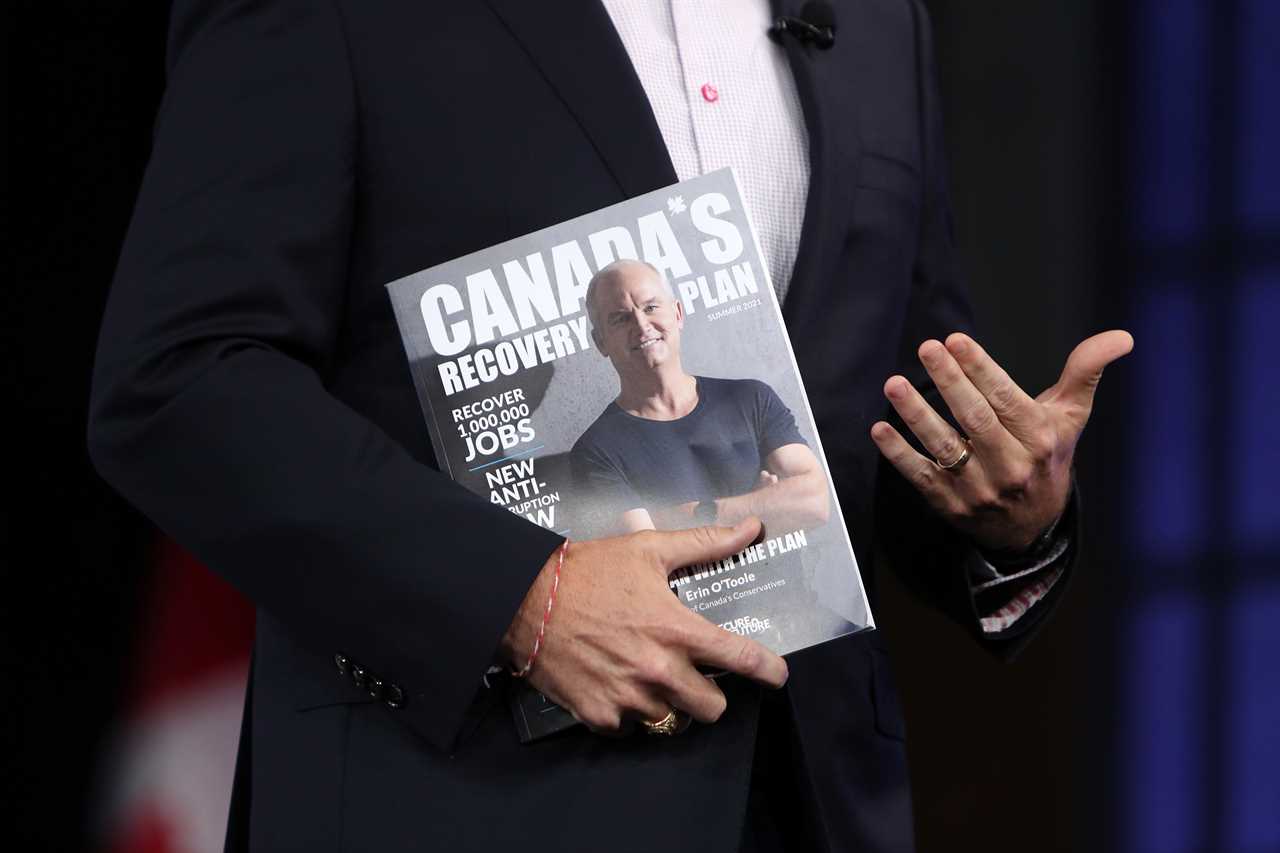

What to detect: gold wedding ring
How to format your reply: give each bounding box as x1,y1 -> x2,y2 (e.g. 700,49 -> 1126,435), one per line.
934,437 -> 973,471
641,708 -> 690,736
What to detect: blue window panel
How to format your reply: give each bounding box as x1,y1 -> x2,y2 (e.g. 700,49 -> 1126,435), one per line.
1231,272 -> 1280,550
1237,0 -> 1280,228
1133,0 -> 1210,243
1225,582 -> 1280,851
1131,284 -> 1208,564
1123,593 -> 1208,853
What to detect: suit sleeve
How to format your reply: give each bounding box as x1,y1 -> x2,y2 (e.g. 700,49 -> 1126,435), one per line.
872,0 -> 1076,659
87,0 -> 562,750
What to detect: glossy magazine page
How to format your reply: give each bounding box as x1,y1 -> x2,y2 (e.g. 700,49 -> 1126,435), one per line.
386,168 -> 872,741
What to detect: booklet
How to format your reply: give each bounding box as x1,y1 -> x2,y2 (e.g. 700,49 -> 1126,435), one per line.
386,169 -> 873,742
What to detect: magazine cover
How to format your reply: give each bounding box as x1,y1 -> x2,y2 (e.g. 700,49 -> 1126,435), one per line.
386,169 -> 873,741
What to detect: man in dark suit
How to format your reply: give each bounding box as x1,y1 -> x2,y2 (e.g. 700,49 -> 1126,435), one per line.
88,1 -> 1130,850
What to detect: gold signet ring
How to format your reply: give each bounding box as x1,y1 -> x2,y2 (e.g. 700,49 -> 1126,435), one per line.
641,708 -> 690,736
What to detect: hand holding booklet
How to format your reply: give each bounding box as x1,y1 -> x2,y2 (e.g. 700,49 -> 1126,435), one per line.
386,169 -> 873,741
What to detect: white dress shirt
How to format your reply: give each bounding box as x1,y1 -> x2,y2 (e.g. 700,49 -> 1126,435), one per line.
602,0 -> 810,304
600,0 -> 1065,632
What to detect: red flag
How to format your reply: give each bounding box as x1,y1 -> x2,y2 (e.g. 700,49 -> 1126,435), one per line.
96,538 -> 254,853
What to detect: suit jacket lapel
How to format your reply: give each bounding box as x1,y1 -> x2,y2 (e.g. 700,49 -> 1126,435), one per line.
486,0 -> 860,320
771,0 -> 861,324
484,0 -> 677,199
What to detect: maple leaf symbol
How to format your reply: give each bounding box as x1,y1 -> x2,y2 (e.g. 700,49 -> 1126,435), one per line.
666,195 -> 687,215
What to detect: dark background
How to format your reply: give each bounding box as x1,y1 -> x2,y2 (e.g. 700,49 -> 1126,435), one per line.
8,1 -> 1278,851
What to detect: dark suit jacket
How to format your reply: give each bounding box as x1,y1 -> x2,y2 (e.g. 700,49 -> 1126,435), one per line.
89,1 -> 1073,850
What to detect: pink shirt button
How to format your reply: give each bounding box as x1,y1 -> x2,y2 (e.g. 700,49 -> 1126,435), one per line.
700,83 -> 719,103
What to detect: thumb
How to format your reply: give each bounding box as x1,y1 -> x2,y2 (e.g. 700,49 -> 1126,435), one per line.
656,517 -> 763,573
1049,329 -> 1134,414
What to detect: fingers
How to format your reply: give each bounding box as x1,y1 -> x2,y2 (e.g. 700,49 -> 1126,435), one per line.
624,690 -> 679,728
1049,330 -> 1134,416
943,333 -> 1042,442
599,675 -> 720,734
654,517 -> 762,572
882,373 -> 976,468
683,616 -> 788,689
661,667 -> 729,724
570,666 -> 693,735
596,649 -> 731,730
869,420 -> 960,515
913,340 -> 1022,459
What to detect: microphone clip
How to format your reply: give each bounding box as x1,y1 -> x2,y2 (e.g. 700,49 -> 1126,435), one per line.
768,9 -> 836,50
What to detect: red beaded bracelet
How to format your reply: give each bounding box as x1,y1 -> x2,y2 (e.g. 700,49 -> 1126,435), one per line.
512,538 -> 567,679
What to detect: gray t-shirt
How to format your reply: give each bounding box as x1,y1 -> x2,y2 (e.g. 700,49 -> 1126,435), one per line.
569,376 -> 805,515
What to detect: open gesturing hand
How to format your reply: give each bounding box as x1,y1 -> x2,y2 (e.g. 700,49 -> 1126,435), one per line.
870,330 -> 1133,552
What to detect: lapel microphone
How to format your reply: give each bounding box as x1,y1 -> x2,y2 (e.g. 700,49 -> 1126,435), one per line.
768,1 -> 837,49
